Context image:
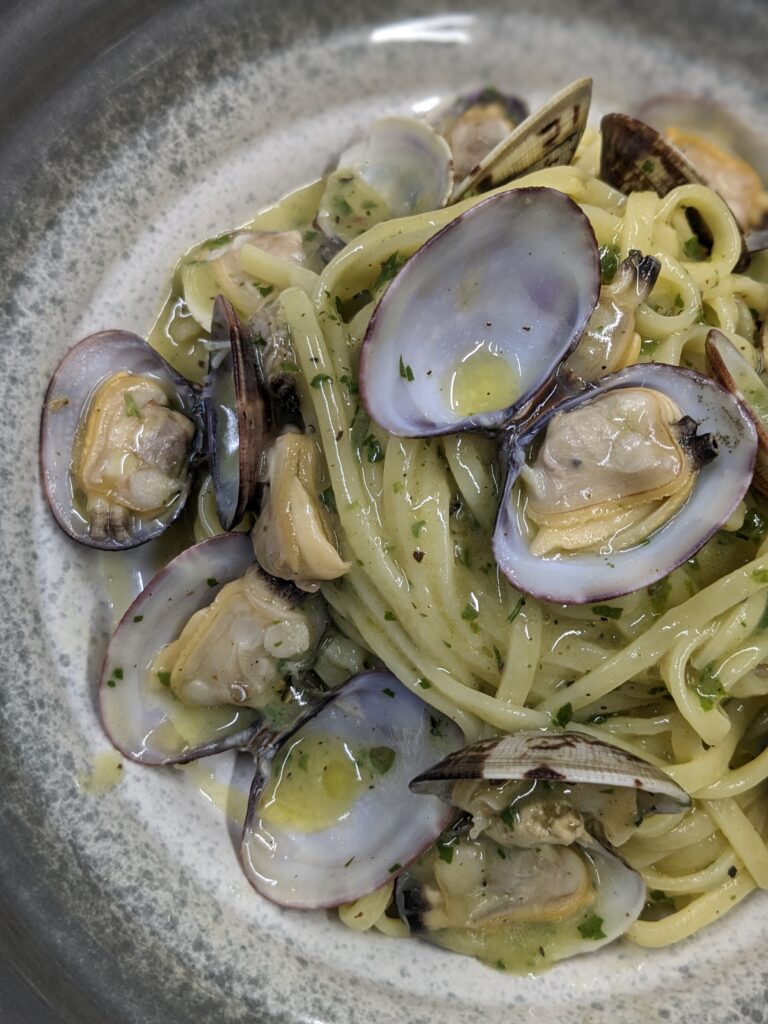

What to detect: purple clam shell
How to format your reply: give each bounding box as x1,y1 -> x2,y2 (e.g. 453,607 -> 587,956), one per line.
493,363 -> 758,604
240,670 -> 464,909
99,532 -> 261,765
359,187 -> 600,437
40,330 -> 202,550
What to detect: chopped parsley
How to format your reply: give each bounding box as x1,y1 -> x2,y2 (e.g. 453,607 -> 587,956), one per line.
399,355 -> 415,382
375,251 -> 404,289
417,678 -> 431,689
693,661 -> 727,711
297,751 -> 309,771
507,596 -> 525,623
368,746 -> 396,774
132,614 -> 144,623
319,487 -> 337,514
461,602 -> 479,622
648,577 -> 672,616
112,668 -> 124,680
343,855 -> 355,868
310,373 -> 332,388
206,577 -> 219,587
361,433 -> 384,463
683,236 -> 705,261
577,913 -> 606,940
492,645 -> 504,672
388,862 -> 402,874
437,839 -> 456,864
281,359 -> 299,374
156,670 -> 171,687
592,605 -> 623,620
338,373 -> 359,395
382,687 -> 395,698
752,568 -> 768,584
736,508 -> 768,543
598,244 -> 620,285
384,610 -> 396,621
257,284 -> 274,297
123,393 -> 142,419
411,519 -> 427,537
554,702 -> 573,728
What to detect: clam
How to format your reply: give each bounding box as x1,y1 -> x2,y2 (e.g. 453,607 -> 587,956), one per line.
240,670 -> 464,909
493,363 -> 757,604
40,330 -> 202,549
636,94 -> 768,233
251,431 -> 351,592
359,187 -> 600,437
427,87 -> 528,184
100,532 -> 326,765
600,113 -> 750,270
564,249 -> 661,383
395,731 -> 689,970
451,77 -> 592,202
204,295 -> 272,530
706,327 -> 768,495
317,117 -> 453,244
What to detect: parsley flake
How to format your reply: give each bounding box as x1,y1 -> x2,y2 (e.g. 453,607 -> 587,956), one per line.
578,913 -> 606,940
554,702 -> 573,728
310,373 -> 332,388
412,519 -> 427,537
399,355 -> 415,382
123,393 -> 142,419
592,605 -> 623,620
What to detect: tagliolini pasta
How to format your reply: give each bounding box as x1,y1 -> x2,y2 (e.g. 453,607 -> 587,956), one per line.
158,116 -> 768,951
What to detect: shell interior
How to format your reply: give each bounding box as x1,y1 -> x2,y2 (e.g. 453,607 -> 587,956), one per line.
493,363 -> 758,604
99,532 -> 263,765
240,670 -> 464,909
360,187 -> 600,437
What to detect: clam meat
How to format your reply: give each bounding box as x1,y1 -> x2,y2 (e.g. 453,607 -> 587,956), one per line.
41,330 -> 201,549
396,731 -> 689,970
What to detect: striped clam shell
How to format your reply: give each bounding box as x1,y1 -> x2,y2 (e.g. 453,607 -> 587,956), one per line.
410,730 -> 690,813
451,77 -> 592,202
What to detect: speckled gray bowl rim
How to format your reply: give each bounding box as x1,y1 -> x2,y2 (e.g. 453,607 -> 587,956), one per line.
2,1 -> 768,1021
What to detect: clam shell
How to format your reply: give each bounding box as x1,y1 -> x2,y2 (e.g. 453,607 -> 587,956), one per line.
40,330 -> 202,550
240,670 -> 464,909
411,730 -> 690,813
360,187 -> 599,437
204,295 -> 272,531
100,532 -> 265,765
706,327 -> 768,495
493,363 -> 757,604
451,77 -> 591,202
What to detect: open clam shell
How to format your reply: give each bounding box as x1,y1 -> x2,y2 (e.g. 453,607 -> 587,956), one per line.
451,77 -> 592,202
411,730 -> 690,813
493,363 -> 757,604
317,117 -> 453,243
240,670 -> 464,909
40,330 -> 202,550
204,295 -> 272,531
100,532 -> 265,765
706,327 -> 768,495
360,187 -> 600,437
394,824 -> 646,971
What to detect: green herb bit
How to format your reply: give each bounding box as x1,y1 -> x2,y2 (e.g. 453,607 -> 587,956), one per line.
417,678 -> 431,689
492,645 -> 504,672
123,393 -> 142,419
598,244 -> 620,285
411,519 -> 427,537
398,355 -> 415,382
683,236 -> 705,261
461,602 -> 479,622
592,604 -> 623,620
338,373 -> 359,395
333,195 -> 353,217
281,359 -> 299,374
429,715 -> 444,738
382,688 -> 395,698
132,615 -> 144,623
693,661 -> 727,711
302,229 -> 318,243
310,373 -> 332,388
577,913 -> 606,940
335,295 -> 344,318
641,158 -> 655,173
494,960 -> 506,971
649,889 -> 669,903
507,596 -> 525,623
156,670 -> 171,687
648,576 -> 671,616
383,610 -> 396,621
369,746 -> 396,774
375,251 -> 404,289
554,702 -> 573,728
112,667 -> 124,680
752,568 -> 768,584
106,679 -> 116,688
673,292 -> 684,310
454,545 -> 471,568
436,839 -> 455,864
297,751 -> 309,771
736,508 -> 768,543
319,487 -> 337,514
257,284 -> 274,297
756,598 -> 768,632
361,433 -> 384,463
206,577 -> 219,587
202,232 -> 233,250
343,855 -> 355,867
499,806 -> 516,829
388,862 -> 402,874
